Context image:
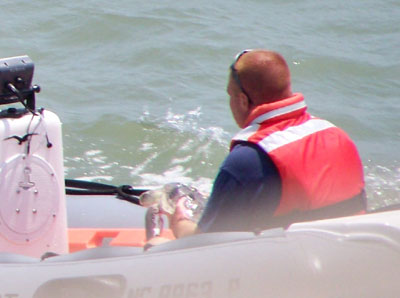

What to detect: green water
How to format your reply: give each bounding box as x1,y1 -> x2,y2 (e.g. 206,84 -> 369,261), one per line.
1,0 -> 399,207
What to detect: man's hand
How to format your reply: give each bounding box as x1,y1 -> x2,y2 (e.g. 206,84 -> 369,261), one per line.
169,197 -> 199,238
143,199 -> 198,251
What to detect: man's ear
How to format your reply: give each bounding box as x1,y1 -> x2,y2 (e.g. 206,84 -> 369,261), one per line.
238,92 -> 251,112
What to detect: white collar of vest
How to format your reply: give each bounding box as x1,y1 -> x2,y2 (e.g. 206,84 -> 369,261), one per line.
244,93 -> 306,126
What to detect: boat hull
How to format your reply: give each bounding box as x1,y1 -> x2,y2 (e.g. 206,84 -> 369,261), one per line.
2,202 -> 400,298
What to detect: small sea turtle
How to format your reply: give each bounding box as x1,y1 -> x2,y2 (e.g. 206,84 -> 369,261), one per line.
139,183 -> 207,240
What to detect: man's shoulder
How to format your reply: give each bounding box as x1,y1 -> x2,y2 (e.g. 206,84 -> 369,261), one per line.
225,142 -> 262,164
222,142 -> 279,181
227,141 -> 269,161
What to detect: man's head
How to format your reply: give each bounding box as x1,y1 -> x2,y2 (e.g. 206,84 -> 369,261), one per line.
227,49 -> 292,127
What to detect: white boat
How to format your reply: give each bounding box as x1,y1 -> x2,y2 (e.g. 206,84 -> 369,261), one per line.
2,196 -> 400,298
1,55 -> 400,298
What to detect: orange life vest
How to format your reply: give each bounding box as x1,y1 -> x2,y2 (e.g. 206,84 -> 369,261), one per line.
231,93 -> 365,218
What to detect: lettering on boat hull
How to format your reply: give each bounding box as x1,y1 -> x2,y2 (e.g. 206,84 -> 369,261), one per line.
127,278 -> 241,298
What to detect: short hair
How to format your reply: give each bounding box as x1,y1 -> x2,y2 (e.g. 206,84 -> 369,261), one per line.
235,50 -> 292,104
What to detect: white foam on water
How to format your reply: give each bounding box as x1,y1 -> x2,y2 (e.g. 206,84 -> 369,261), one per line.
129,152 -> 160,176
171,156 -> 193,165
139,165 -> 213,195
140,142 -> 155,151
85,149 -> 103,157
364,161 -> 400,210
74,175 -> 114,182
160,107 -> 231,146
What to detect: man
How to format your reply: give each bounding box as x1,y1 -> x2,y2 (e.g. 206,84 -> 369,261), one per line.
160,49 -> 366,240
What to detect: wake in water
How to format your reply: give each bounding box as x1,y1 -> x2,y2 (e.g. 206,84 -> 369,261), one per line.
63,108 -> 400,211
365,160 -> 400,210
63,108 -> 228,195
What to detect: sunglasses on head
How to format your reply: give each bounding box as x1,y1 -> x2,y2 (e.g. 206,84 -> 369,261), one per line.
230,49 -> 253,104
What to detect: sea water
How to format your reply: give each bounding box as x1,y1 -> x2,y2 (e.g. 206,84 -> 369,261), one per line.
0,0 -> 399,209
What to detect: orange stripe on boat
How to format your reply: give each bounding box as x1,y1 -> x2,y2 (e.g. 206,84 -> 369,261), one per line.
68,228 -> 175,253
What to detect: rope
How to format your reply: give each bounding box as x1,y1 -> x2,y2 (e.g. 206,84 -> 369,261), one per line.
65,179 -> 149,205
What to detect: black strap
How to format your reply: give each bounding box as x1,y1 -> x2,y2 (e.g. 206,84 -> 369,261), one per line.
64,179 -> 148,205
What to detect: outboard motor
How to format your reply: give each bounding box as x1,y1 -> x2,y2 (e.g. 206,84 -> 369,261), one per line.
0,56 -> 67,257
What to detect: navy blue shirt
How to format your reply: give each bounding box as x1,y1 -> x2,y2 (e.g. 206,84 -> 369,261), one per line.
198,142 -> 282,233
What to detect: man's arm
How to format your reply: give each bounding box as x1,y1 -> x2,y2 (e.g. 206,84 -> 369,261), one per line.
170,143 -> 281,237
